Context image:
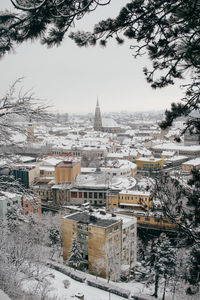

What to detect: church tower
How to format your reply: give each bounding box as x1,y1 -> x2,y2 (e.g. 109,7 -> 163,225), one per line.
94,98 -> 102,131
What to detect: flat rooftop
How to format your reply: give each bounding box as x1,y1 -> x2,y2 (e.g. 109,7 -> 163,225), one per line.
64,211 -> 119,228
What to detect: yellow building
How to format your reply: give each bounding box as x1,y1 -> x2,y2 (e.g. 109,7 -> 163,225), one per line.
55,159 -> 81,184
107,190 -> 153,211
136,157 -> 164,171
62,211 -> 122,280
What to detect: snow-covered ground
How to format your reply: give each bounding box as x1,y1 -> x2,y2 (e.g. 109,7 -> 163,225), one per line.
0,289 -> 11,300
41,269 -> 126,300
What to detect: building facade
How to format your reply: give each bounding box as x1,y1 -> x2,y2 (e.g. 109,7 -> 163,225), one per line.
0,192 -> 22,221
135,157 -> 164,172
106,190 -> 153,211
62,211 -> 137,280
55,159 -> 81,185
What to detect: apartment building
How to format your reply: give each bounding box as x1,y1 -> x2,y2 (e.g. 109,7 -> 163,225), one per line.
22,195 -> 42,216
62,211 -> 137,280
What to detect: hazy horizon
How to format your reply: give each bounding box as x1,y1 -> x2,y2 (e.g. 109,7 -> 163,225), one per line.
0,0 -> 187,114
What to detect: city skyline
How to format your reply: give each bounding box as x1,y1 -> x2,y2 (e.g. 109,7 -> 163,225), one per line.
0,0 -> 187,114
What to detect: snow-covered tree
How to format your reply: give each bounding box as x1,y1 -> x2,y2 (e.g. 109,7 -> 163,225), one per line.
6,204 -> 24,232
0,78 -> 49,144
145,233 -> 176,298
187,244 -> 200,294
68,238 -> 84,270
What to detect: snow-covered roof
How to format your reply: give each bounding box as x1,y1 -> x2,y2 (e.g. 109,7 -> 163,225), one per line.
153,143 -> 200,152
40,157 -> 64,166
119,203 -> 143,207
166,155 -> 188,162
102,118 -> 119,128
119,190 -> 151,196
107,153 -> 124,158
40,166 -> 55,171
136,157 -> 163,162
182,158 -> 200,166
162,151 -> 176,156
75,174 -> 137,190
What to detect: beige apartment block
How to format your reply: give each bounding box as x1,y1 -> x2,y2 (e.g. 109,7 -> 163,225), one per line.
62,211 -> 137,280
62,211 -> 122,280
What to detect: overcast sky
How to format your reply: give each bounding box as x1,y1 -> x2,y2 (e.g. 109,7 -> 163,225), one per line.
0,0 -> 187,114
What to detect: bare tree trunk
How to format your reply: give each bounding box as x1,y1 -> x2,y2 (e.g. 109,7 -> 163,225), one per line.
153,273 -> 159,298
162,278 -> 167,300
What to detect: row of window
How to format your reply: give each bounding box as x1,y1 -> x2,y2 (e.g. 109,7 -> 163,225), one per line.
7,200 -> 19,206
71,191 -> 107,199
120,195 -> 150,201
137,216 -> 169,223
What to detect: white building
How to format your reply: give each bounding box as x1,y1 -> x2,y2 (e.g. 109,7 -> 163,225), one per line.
0,192 -> 22,221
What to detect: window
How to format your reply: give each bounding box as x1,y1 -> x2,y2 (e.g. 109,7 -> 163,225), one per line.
114,235 -> 119,241
108,228 -> 112,234
114,225 -> 119,231
84,192 -> 87,198
71,191 -> 77,198
137,217 -> 140,220
94,192 -> 97,199
89,192 -> 92,199
163,220 -> 168,223
145,218 -> 150,221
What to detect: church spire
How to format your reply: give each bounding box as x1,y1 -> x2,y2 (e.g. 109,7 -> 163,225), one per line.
94,98 -> 102,131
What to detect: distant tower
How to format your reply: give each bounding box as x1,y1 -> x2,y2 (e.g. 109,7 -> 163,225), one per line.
94,98 -> 102,131
27,116 -> 35,142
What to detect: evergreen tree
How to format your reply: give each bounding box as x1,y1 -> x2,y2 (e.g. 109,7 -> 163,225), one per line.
6,205 -> 23,232
154,172 -> 200,295
187,244 -> 200,292
68,238 -> 84,269
145,233 -> 176,298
